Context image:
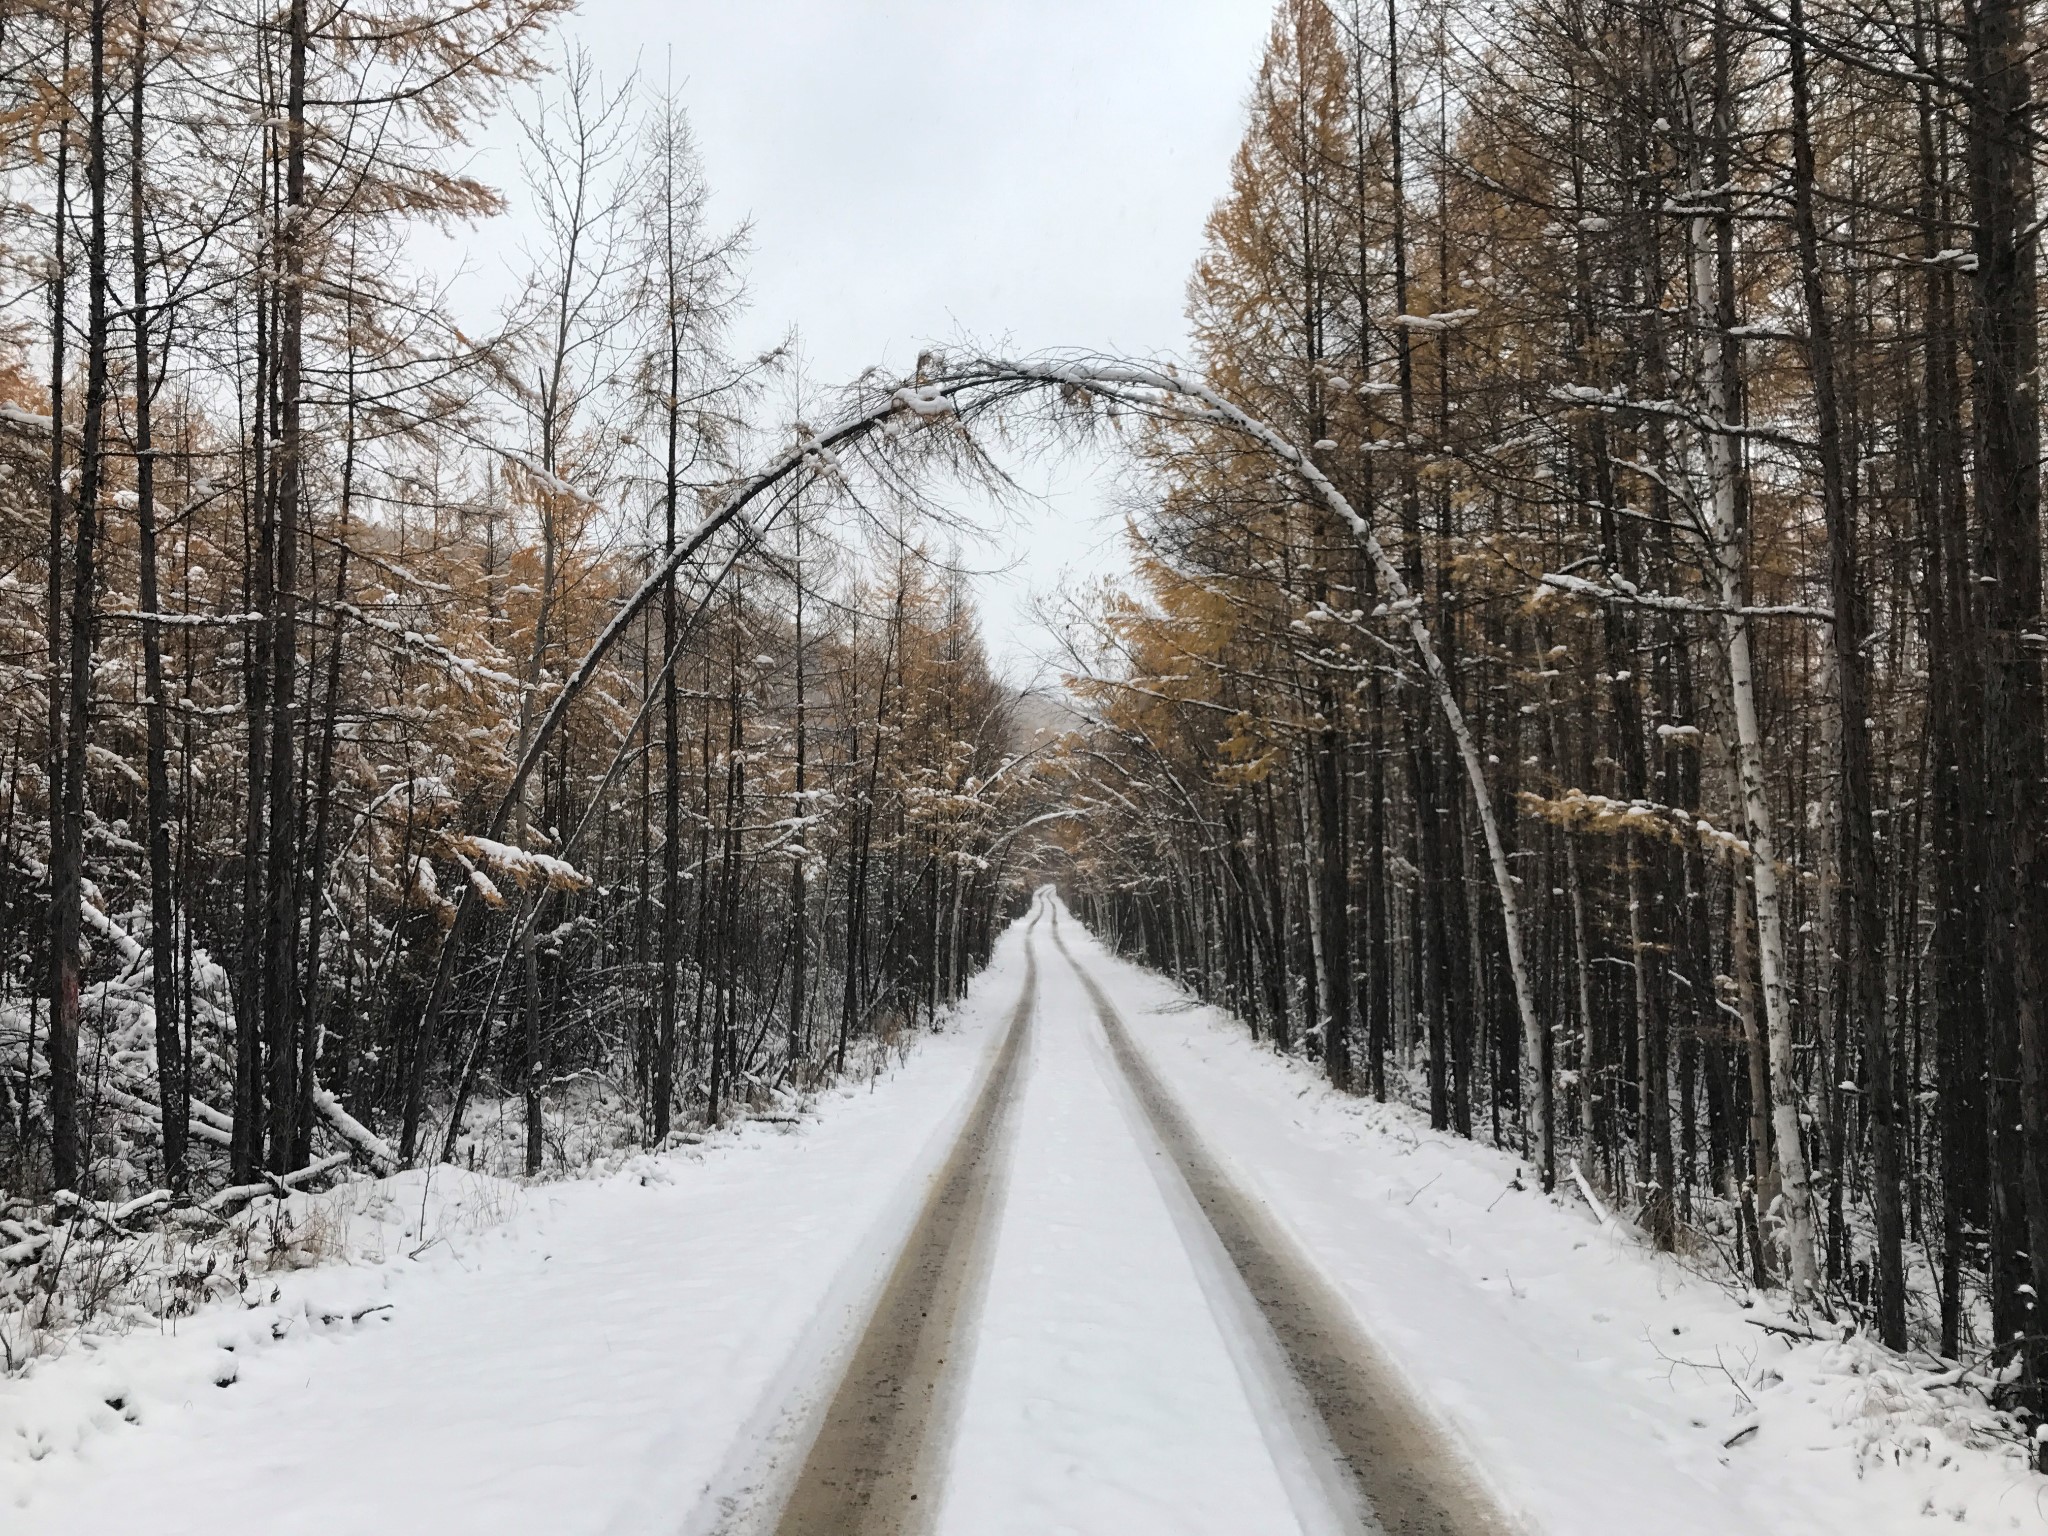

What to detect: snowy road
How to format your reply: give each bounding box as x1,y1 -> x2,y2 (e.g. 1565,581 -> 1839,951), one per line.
773,894 -> 1501,1535
19,893 -> 2013,1536
770,922 -> 1039,1534
12,894 -> 1502,1536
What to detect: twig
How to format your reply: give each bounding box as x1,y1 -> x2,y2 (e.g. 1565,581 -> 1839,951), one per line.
1400,1172 -> 1443,1206
1745,1316 -> 1835,1343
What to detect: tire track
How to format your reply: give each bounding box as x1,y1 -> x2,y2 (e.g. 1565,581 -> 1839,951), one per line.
1050,913 -> 1513,1536
771,906 -> 1041,1536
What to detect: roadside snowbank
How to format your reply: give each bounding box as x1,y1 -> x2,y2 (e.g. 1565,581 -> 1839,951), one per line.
0,1165 -> 525,1486
1,923 -> 1029,1529
1055,909 -> 2047,1536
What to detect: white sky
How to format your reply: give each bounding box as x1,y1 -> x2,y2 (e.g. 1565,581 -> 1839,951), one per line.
451,0 -> 1274,679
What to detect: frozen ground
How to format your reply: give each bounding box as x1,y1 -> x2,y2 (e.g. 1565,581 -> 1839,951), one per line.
4,894 -> 2041,1534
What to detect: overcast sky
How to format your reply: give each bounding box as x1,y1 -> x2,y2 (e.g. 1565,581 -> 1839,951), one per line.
457,0 -> 1274,677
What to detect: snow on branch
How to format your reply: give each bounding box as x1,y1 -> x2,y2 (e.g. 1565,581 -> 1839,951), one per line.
312,1088 -> 399,1176
450,834 -> 592,893
203,1151 -> 355,1215
495,449 -> 618,519
1520,787 -> 1752,863
329,601 -> 524,690
1390,308 -> 1479,331
1546,384 -> 1815,451
97,1083 -> 234,1147
1535,571 -> 1830,622
890,383 -> 957,421
453,853 -> 507,909
100,609 -> 266,628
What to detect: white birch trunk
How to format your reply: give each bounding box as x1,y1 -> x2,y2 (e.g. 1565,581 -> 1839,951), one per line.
1297,757 -> 1330,1037
1683,219 -> 1822,1298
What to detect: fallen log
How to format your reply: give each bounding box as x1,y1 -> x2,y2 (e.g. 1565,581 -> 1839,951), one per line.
203,1152 -> 353,1216
313,1086 -> 398,1175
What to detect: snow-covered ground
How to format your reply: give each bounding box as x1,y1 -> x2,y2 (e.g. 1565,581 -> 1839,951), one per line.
2,923 -> 1034,1532
1052,910 -> 2046,1535
5,896 -> 2041,1534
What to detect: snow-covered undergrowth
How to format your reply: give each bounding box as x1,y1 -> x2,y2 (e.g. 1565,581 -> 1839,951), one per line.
0,1020 -> 921,1387
0,1166 -> 523,1482
440,1024 -> 926,1181
1058,916 -> 2048,1535
0,978 -> 991,1523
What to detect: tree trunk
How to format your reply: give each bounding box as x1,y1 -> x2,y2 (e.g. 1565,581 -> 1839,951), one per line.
42,19 -> 73,1195
131,6 -> 185,1192
1786,0 -> 1904,1345
1684,13 -> 1820,1292
1961,0 -> 2048,1397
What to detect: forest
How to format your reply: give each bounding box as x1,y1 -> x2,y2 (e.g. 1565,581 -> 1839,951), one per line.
2,0 -> 2047,1439
0,0 -> 1050,1251
1052,0 -> 2046,1391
